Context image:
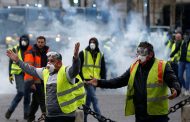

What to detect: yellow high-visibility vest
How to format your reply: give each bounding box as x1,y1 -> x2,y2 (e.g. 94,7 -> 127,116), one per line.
82,50 -> 102,79
125,59 -> 168,116
10,45 -> 23,75
43,66 -> 86,114
180,41 -> 190,62
170,43 -> 180,62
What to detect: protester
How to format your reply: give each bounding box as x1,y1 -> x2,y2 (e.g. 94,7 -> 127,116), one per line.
79,37 -> 106,122
178,32 -> 190,95
5,34 -> 32,120
7,42 -> 86,122
87,41 -> 181,122
169,33 -> 182,80
26,36 -> 49,122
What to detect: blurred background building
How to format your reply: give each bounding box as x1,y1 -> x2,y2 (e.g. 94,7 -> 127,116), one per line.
0,0 -> 189,31
0,0 -> 190,49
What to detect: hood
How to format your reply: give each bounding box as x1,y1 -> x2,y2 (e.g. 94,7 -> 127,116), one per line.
86,37 -> 100,52
19,34 -> 30,50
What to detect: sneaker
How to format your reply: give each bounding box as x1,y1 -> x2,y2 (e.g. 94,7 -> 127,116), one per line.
184,91 -> 190,96
5,109 -> 13,119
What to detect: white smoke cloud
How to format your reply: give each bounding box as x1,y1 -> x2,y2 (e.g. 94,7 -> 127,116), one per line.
0,45 -> 16,94
0,1 -> 169,94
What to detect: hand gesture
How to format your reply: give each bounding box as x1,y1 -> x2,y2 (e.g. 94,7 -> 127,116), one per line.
6,49 -> 19,62
9,75 -> 14,84
86,78 -> 98,86
168,88 -> 177,100
74,42 -> 80,59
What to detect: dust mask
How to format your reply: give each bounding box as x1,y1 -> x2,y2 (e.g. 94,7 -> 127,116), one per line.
21,41 -> 27,46
46,63 -> 55,73
90,43 -> 96,50
137,55 -> 147,63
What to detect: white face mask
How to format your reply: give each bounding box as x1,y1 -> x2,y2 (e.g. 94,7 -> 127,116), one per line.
90,43 -> 96,50
137,55 -> 147,63
21,41 -> 27,46
46,63 -> 55,73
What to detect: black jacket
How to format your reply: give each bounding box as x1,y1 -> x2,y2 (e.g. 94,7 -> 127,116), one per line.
79,46 -> 106,81
179,40 -> 190,62
170,41 -> 182,59
97,57 -> 181,116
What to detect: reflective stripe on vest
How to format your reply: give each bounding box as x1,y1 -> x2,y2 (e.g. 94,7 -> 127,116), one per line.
11,45 -> 23,74
25,50 -> 42,82
186,42 -> 190,62
23,45 -> 34,81
43,66 -> 86,114
125,59 -> 168,116
170,43 -> 180,62
82,50 -> 102,79
166,40 -> 173,49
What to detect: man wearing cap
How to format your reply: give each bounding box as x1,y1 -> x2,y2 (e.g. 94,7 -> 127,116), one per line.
87,41 -> 181,122
6,42 -> 86,122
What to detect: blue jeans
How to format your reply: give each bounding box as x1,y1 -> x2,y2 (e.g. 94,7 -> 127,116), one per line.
8,73 -> 31,115
178,61 -> 190,90
84,85 -> 101,122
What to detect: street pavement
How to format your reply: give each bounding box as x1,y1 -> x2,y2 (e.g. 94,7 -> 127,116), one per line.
0,89 -> 187,122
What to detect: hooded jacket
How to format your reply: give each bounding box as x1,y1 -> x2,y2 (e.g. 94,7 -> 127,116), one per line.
79,37 -> 106,80
9,35 -> 32,77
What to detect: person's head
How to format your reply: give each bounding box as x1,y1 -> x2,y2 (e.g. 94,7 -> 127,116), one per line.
175,33 -> 182,41
46,52 -> 62,73
36,36 -> 46,49
136,41 -> 154,64
19,34 -> 30,50
89,37 -> 99,50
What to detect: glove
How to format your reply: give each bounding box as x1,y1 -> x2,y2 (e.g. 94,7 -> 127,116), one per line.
168,88 -> 177,100
9,75 -> 14,84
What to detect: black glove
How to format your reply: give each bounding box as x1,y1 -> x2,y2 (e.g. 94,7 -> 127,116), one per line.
9,75 -> 14,84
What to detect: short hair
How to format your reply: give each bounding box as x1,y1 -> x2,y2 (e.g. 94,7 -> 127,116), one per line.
138,41 -> 154,53
37,36 -> 46,42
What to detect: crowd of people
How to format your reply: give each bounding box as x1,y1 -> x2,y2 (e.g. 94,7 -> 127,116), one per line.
166,31 -> 190,96
6,31 -> 190,122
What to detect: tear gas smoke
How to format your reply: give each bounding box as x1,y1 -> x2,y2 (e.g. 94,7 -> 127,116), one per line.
0,1 -> 169,94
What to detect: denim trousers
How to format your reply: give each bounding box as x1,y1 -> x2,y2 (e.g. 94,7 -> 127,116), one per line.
178,61 -> 190,90
8,73 -> 31,115
84,85 -> 101,122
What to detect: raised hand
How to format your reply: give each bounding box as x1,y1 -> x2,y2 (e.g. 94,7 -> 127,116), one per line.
74,42 -> 80,59
6,49 -> 19,62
